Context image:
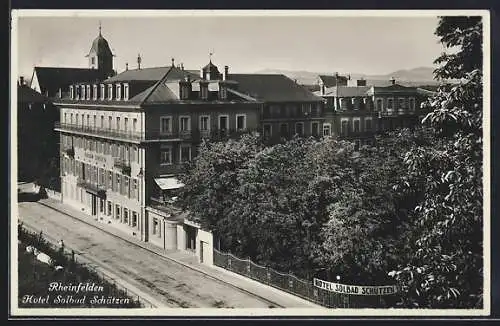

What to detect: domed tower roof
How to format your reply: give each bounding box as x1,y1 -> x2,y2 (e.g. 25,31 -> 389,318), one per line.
88,26 -> 113,57
201,53 -> 221,80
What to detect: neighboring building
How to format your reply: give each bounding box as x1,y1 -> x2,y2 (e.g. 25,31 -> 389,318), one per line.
30,26 -> 115,98
17,77 -> 59,186
316,74 -> 431,148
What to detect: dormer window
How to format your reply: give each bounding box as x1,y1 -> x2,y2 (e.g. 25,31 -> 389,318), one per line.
219,85 -> 227,100
80,85 -> 85,100
108,84 -> 113,100
100,84 -> 105,100
93,84 -> 98,100
200,82 -> 208,100
123,83 -> 129,101
116,84 -> 122,100
86,85 -> 91,100
69,86 -> 74,99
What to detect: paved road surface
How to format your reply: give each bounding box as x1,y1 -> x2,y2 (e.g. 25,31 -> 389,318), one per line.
18,201 -> 273,308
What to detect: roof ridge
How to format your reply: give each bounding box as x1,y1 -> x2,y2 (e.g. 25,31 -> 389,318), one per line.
140,66 -> 174,105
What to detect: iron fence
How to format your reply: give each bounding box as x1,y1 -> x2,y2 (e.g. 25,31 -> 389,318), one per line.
18,223 -> 154,308
214,248 -> 395,308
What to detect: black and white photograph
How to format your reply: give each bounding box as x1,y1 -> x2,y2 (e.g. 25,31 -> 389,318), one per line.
10,9 -> 490,317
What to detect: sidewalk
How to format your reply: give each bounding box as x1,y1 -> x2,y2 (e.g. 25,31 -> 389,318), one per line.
36,197 -> 323,308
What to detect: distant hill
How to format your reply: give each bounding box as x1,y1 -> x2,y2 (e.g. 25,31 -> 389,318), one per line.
254,67 -> 441,87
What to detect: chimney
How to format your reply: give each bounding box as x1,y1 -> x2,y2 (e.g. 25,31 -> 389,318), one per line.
137,54 -> 142,70
58,88 -> 62,98
180,63 -> 184,71
19,76 -> 24,86
125,63 -> 129,71
348,74 -> 351,80
390,77 -> 396,85
171,58 -> 175,67
223,65 -> 229,81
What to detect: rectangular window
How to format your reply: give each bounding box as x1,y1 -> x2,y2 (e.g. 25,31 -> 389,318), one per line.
108,171 -> 113,190
376,99 -> 383,111
295,122 -> 304,136
152,218 -> 159,235
107,201 -> 112,216
353,119 -> 360,133
263,124 -> 272,139
124,176 -> 130,197
180,146 -> 191,163
388,98 -> 394,110
123,208 -> 128,224
93,85 -> 98,100
160,117 -> 172,134
116,173 -> 121,192
236,114 -> 246,131
199,116 -> 210,131
100,84 -> 105,100
99,168 -> 104,186
160,148 -> 172,165
116,117 -> 120,130
132,211 -> 138,228
64,113 -> 67,123
323,123 -> 331,136
115,204 -> 121,220
108,84 -> 113,100
399,98 -> 406,109
179,116 -> 191,132
131,179 -> 137,199
365,118 -> 372,131
311,122 -> 319,137
116,84 -> 122,100
124,117 -> 128,132
341,120 -> 349,136
93,115 -> 96,128
218,115 -> 229,131
100,198 -> 104,213
201,85 -> 208,100
109,116 -> 112,129
101,115 -> 104,128
70,113 -> 73,124
124,84 -> 129,101
87,115 -> 90,127
133,118 -> 137,132
280,123 -> 288,138
409,98 -> 416,111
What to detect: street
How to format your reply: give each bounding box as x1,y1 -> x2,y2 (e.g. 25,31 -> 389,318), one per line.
17,201 -> 274,308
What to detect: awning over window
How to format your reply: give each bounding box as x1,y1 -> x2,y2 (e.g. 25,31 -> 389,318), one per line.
154,177 -> 185,190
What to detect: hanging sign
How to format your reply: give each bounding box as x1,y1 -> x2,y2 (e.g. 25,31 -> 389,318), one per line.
313,278 -> 399,296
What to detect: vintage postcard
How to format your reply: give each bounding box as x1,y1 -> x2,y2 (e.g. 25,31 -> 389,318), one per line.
10,9 -> 491,318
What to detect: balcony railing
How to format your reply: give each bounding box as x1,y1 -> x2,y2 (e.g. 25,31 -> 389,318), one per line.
76,178 -> 106,198
54,122 -> 192,142
113,158 -> 131,176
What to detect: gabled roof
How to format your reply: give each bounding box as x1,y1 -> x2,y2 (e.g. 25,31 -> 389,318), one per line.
318,75 -> 348,87
31,67 -> 102,95
229,74 -> 322,102
17,85 -> 48,103
105,66 -> 199,83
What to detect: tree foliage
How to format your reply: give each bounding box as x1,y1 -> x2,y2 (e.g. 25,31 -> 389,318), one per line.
389,16 -> 484,308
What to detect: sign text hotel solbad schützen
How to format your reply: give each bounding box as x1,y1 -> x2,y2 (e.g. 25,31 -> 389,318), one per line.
313,278 -> 399,296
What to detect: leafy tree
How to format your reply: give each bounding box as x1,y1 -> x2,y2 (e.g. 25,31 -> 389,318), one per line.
178,134 -> 263,246
389,16 -> 483,308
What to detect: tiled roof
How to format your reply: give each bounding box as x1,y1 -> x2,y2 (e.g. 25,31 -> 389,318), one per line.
32,67 -> 102,96
318,75 -> 348,87
105,66 -> 199,83
229,74 -> 322,102
17,85 -> 48,103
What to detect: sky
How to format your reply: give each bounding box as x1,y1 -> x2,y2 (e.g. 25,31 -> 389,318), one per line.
14,12 -> 445,79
